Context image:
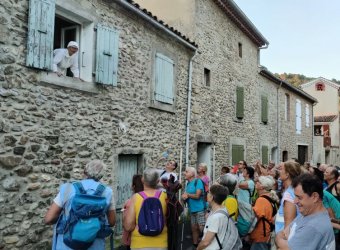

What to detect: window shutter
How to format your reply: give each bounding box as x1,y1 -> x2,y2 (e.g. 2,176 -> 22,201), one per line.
261,95 -> 268,123
305,104 -> 310,127
96,24 -> 119,86
232,144 -> 244,165
154,53 -> 174,104
261,145 -> 269,165
236,87 -> 244,119
26,0 -> 55,70
296,99 -> 302,134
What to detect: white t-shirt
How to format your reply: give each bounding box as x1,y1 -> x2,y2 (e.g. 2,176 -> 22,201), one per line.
202,208 -> 229,250
159,170 -> 178,182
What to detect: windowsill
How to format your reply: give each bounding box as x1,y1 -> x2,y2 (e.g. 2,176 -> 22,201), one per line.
39,72 -> 99,94
148,101 -> 175,114
233,117 -> 244,123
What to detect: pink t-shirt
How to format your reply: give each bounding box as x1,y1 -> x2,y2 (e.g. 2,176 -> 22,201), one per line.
200,175 -> 210,192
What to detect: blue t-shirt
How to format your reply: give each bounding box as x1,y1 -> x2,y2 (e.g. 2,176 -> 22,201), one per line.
186,178 -> 205,213
288,211 -> 335,250
52,179 -> 114,250
237,179 -> 254,204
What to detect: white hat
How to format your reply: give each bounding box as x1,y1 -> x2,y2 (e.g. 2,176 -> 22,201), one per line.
67,41 -> 79,49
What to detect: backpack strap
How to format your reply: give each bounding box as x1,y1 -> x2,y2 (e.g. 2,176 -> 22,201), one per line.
154,190 -> 162,198
138,191 -> 147,199
214,209 -> 231,250
138,191 -> 162,199
160,170 -> 166,177
73,182 -> 86,194
215,234 -> 222,250
261,195 -> 277,216
94,184 -> 106,196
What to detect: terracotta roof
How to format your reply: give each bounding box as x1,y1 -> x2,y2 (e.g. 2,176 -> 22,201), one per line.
212,0 -> 269,47
121,0 -> 198,48
314,115 -> 338,123
259,68 -> 318,104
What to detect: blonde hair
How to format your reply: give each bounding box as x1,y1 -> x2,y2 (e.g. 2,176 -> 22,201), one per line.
283,160 -> 302,180
198,163 -> 208,173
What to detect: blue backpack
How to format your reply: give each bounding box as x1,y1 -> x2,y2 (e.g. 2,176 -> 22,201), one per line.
62,182 -> 113,249
236,200 -> 257,237
138,190 -> 165,236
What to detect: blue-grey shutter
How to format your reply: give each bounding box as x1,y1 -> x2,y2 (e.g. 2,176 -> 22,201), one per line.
296,99 -> 302,134
96,24 -> 119,86
155,53 -> 174,104
116,155 -> 138,236
26,0 -> 55,70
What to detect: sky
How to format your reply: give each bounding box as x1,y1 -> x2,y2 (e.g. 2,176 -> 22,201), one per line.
233,0 -> 340,80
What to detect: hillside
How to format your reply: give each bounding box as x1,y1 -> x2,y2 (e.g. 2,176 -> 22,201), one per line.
274,73 -> 340,87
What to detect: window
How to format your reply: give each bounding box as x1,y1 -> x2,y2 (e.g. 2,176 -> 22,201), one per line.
315,82 -> 325,91
26,0 -> 119,85
232,144 -> 244,165
238,42 -> 242,58
282,150 -> 288,162
261,145 -> 269,165
305,104 -> 310,127
204,68 -> 210,87
296,99 -> 302,134
154,53 -> 175,105
261,95 -> 268,124
314,125 -> 322,136
285,94 -> 290,121
236,87 -> 244,119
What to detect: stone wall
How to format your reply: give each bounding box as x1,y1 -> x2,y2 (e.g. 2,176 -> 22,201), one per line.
0,0 -> 193,249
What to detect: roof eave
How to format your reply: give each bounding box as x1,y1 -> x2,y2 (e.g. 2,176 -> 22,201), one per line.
213,0 -> 269,47
259,68 -> 318,104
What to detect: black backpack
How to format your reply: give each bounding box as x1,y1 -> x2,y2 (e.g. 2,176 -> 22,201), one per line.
257,195 -> 277,237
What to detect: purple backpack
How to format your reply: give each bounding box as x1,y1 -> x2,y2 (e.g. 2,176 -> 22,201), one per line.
137,190 -> 165,236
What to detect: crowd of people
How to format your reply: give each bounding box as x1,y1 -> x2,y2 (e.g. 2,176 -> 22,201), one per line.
44,158 -> 340,250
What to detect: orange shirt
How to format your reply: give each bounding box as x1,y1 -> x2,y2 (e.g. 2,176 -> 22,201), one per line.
250,196 -> 273,243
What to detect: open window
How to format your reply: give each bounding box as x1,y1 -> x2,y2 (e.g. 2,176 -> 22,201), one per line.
26,0 -> 119,86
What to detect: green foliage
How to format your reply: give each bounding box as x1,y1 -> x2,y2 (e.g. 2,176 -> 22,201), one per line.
274,73 -> 315,87
274,73 -> 340,87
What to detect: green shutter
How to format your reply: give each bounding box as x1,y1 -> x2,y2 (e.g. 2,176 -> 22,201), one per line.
96,24 -> 119,85
236,87 -> 244,119
154,53 -> 174,104
261,145 -> 269,165
232,144 -> 244,165
261,95 -> 268,123
26,0 -> 55,70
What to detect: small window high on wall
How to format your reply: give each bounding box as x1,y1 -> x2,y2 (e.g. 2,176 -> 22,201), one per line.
315,82 -> 325,91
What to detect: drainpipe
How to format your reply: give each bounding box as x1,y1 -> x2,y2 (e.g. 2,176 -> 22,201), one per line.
257,44 -> 269,67
277,80 -> 283,163
185,51 -> 197,167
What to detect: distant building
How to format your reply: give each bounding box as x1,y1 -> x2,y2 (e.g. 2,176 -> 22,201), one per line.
301,77 -> 340,165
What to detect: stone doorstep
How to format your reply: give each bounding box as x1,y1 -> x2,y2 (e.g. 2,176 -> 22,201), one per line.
39,72 -> 99,94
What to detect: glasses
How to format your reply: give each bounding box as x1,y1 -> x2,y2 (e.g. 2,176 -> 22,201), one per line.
238,162 -> 243,165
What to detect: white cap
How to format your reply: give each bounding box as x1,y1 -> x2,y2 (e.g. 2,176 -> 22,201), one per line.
67,41 -> 79,49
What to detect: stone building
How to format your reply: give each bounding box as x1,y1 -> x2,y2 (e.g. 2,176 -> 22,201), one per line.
0,0 -> 197,248
135,0 -> 317,175
301,77 -> 340,165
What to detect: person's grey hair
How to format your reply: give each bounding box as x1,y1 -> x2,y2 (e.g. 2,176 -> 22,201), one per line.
258,176 -> 275,191
143,167 -> 160,188
219,173 -> 237,194
84,160 -> 106,181
186,167 -> 197,177
198,163 -> 208,172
